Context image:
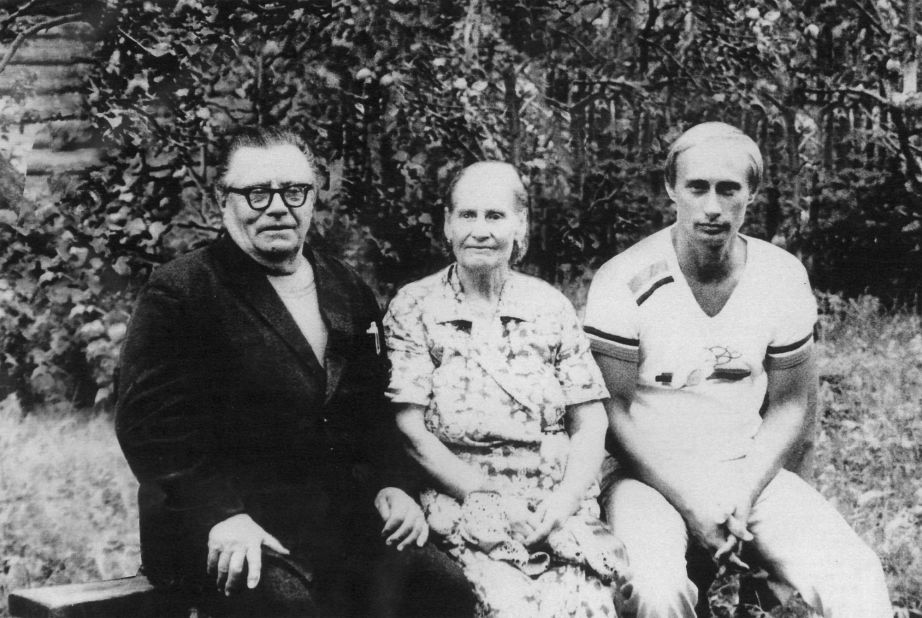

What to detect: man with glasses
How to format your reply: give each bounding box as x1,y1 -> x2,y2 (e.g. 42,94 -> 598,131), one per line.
115,127 -> 439,616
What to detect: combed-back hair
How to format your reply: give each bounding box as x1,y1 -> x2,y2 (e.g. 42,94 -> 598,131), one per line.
219,127 -> 319,186
664,122 -> 763,193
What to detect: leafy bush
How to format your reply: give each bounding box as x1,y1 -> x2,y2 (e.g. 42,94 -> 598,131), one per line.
1,0 -> 920,405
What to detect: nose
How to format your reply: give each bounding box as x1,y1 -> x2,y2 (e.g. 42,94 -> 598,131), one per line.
702,190 -> 722,218
263,191 -> 289,215
470,214 -> 490,237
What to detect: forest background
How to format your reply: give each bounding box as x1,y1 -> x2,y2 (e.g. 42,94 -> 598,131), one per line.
0,0 -> 920,616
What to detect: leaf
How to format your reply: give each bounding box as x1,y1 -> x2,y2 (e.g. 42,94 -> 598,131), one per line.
856,489 -> 889,506
0,209 -> 17,226
112,256 -> 132,277
124,218 -> 146,236
94,387 -> 111,406
79,320 -> 106,340
38,271 -> 58,285
107,323 -> 128,343
148,221 -> 167,243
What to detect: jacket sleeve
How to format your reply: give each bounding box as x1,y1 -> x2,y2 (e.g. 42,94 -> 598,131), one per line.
115,274 -> 245,535
352,277 -> 422,498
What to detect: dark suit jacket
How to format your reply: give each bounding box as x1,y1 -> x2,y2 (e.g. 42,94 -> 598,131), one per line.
116,235 -> 413,590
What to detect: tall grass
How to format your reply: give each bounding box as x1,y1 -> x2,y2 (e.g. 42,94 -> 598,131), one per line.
811,294 -> 922,613
0,294 -> 920,617
0,399 -> 140,616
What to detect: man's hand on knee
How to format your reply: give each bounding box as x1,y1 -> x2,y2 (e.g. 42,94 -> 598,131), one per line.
207,513 -> 290,596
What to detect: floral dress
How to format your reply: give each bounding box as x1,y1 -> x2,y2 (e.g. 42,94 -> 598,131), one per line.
384,265 -> 627,618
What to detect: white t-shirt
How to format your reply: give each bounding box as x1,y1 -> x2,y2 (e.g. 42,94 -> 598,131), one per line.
584,227 -> 816,462
267,258 -> 328,366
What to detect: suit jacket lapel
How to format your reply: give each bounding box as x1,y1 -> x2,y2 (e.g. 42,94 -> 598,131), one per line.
211,235 -> 326,377
311,251 -> 353,403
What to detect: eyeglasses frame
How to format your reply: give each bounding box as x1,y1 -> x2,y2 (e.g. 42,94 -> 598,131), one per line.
224,183 -> 315,211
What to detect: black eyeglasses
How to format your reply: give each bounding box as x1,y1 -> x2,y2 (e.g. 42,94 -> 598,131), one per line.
225,184 -> 314,210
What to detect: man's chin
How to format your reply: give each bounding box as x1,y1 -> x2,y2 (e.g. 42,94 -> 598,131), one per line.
255,242 -> 302,261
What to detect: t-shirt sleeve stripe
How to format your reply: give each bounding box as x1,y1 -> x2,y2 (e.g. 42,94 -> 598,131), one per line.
767,332 -> 812,355
585,326 -> 640,362
636,275 -> 674,306
765,331 -> 813,369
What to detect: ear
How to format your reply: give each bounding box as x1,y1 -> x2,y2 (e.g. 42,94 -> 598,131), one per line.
515,209 -> 527,236
443,207 -> 451,238
745,186 -> 758,206
664,180 -> 677,202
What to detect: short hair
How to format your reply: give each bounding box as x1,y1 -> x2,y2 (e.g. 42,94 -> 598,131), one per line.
219,127 -> 320,187
447,161 -> 530,264
664,122 -> 763,193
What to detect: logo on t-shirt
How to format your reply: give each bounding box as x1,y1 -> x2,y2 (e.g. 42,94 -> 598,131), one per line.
655,345 -> 752,388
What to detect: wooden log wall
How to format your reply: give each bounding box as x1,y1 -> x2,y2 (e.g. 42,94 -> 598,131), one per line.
0,21 -> 101,208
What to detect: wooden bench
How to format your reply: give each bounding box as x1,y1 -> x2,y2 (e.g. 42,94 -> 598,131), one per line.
8,575 -> 189,618
5,571 -> 810,618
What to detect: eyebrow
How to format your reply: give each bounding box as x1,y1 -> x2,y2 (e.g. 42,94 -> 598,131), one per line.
684,179 -> 743,189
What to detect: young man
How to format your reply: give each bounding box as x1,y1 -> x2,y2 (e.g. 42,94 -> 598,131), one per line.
584,122 -> 891,617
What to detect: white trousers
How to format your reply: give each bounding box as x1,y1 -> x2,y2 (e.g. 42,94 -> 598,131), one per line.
601,467 -> 892,618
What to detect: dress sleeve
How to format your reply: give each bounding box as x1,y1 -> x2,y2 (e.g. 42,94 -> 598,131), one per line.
383,286 -> 435,407
583,265 -> 642,364
766,260 -> 818,370
555,296 -> 610,406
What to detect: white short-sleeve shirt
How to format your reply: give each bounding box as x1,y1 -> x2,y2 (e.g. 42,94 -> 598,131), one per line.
584,227 -> 817,462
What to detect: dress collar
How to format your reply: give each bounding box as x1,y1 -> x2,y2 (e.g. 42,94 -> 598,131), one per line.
435,263 -> 536,323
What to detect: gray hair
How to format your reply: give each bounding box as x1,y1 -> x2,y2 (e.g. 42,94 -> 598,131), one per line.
664,122 -> 763,193
447,161 -> 530,264
219,127 -> 320,187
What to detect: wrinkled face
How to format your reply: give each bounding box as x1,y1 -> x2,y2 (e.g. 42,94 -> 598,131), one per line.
667,141 -> 754,250
221,144 -> 316,265
445,181 -> 524,274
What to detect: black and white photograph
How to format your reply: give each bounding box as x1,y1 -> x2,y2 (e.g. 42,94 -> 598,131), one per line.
0,1 -> 919,617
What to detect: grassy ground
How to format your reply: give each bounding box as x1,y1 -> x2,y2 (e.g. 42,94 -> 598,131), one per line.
0,400 -> 141,616
0,294 -> 920,617
808,295 -> 922,615
707,294 -> 922,617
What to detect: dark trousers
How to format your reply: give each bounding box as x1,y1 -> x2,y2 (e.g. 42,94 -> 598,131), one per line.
188,544 -> 474,618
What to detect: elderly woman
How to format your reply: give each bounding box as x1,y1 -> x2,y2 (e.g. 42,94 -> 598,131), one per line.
384,162 -> 627,617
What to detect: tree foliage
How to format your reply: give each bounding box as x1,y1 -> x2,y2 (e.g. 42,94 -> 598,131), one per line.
1,0 -> 921,404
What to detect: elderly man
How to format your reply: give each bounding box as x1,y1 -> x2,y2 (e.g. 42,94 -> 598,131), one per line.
116,127 -> 430,617
584,122 -> 892,617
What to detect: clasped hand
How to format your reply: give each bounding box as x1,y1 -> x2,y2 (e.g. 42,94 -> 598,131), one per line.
460,486 -> 581,548
522,488 -> 582,546
685,479 -> 755,571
